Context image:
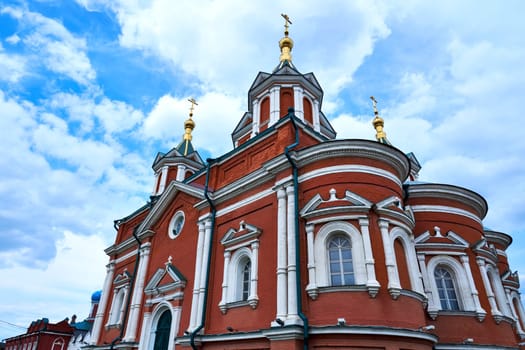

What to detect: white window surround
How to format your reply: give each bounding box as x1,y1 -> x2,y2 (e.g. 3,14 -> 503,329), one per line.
51,338 -> 65,350
425,255 -> 478,319
507,290 -> 525,337
312,221 -> 367,289
140,302 -> 181,350
168,211 -> 185,239
219,221 -> 261,313
106,271 -> 131,327
486,264 -> 512,318
390,227 -> 425,295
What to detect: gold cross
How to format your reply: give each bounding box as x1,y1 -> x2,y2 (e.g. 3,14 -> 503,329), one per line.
370,96 -> 378,113
188,98 -> 198,116
281,13 -> 292,32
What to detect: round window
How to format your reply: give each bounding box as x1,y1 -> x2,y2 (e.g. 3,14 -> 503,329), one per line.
168,211 -> 185,239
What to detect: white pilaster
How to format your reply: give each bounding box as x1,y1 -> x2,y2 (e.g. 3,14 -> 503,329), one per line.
250,241 -> 259,303
507,289 -> 525,335
251,99 -> 260,138
270,86 -> 281,125
158,166 -> 168,194
293,86 -> 304,121
313,100 -> 320,132
379,220 -> 401,298
219,251 -> 231,313
152,173 -> 160,195
461,255 -> 486,320
90,262 -> 115,345
189,221 -> 205,330
286,186 -> 299,322
359,218 -> 380,297
138,311 -> 151,350
477,258 -> 502,319
275,187 -> 288,322
196,219 -> 213,330
305,224 -> 317,299
176,165 -> 187,182
124,244 -> 151,342
418,254 -> 438,317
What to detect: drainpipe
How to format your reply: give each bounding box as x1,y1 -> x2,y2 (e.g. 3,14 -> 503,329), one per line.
109,230 -> 141,350
190,159 -> 217,350
283,109 -> 309,350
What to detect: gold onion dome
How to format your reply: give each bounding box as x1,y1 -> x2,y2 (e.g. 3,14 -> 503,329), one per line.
370,96 -> 391,145
279,13 -> 294,63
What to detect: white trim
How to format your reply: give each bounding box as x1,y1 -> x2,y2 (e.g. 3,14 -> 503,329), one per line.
168,210 -> 185,239
390,227 -> 424,295
212,188 -> 274,219
313,221 -> 367,289
299,164 -> 402,187
411,205 -> 481,224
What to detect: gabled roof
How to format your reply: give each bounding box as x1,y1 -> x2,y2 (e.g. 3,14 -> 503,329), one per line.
152,145 -> 204,171
144,259 -> 187,296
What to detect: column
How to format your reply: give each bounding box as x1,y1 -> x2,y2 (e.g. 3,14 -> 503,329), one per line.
250,241 -> 259,306
270,86 -> 281,125
90,262 -> 115,345
251,99 -> 260,138
313,100 -> 320,132
359,218 -> 380,296
275,187 -> 288,321
305,224 -> 317,299
124,243 -> 151,342
189,221 -> 205,330
417,254 -> 437,315
476,258 -> 502,318
379,220 -> 401,298
219,251 -> 231,313
176,164 -> 187,182
293,86 -> 304,121
286,186 -> 298,321
196,219 -> 213,330
158,166 -> 168,193
151,172 -> 160,195
461,255 -> 486,320
138,311 -> 151,350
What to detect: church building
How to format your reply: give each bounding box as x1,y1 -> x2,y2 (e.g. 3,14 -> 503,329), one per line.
86,16 -> 525,350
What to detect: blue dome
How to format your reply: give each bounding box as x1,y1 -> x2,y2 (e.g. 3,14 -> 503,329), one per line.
91,290 -> 102,302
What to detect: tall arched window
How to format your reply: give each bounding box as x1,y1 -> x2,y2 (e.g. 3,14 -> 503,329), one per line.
434,267 -> 460,310
152,310 -> 171,350
241,260 -> 251,301
328,235 -> 354,286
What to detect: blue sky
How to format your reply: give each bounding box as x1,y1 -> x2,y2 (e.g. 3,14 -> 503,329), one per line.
1,0 -> 525,340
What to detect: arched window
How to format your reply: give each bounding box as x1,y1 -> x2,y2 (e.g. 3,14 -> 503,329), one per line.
328,235 -> 354,286
51,338 -> 65,350
434,267 -> 460,310
241,259 -> 251,301
109,287 -> 126,324
152,310 -> 171,350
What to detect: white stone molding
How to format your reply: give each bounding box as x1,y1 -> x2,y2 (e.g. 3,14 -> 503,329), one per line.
487,264 -> 512,317
152,172 -> 160,195
286,185 -> 299,323
305,224 -> 318,299
188,221 -> 205,331
158,165 -> 168,194
124,244 -> 151,342
293,85 -> 304,120
195,219 -> 213,330
276,187 -> 288,322
476,258 -> 503,322
313,221 -> 367,288
251,98 -> 260,138
425,255 -> 485,321
219,251 -> 231,313
507,289 -> 525,337
358,218 -> 380,297
141,302 -> 181,350
90,262 -> 115,344
379,220 -> 401,299
411,205 -> 482,225
460,255 -> 486,321
250,241 -> 260,308
417,254 -> 435,315
313,100 -> 320,132
390,227 -> 424,295
176,164 -> 187,182
269,86 -> 281,126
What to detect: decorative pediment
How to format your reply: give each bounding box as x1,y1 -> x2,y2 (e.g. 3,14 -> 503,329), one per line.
113,270 -> 132,287
221,221 -> 262,249
300,188 -> 371,219
144,256 -> 187,296
415,226 -> 469,250
502,269 -> 520,289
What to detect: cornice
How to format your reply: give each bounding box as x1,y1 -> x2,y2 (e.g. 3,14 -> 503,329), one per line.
407,183 -> 488,220
483,229 -> 512,249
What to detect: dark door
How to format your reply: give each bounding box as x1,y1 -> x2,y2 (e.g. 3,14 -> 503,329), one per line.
153,310 -> 172,350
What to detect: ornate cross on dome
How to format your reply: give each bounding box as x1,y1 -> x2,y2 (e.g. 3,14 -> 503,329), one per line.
188,97 -> 198,117
281,13 -> 292,34
370,96 -> 378,114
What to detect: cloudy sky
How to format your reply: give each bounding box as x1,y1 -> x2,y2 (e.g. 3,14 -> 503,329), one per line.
1,0 -> 524,340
